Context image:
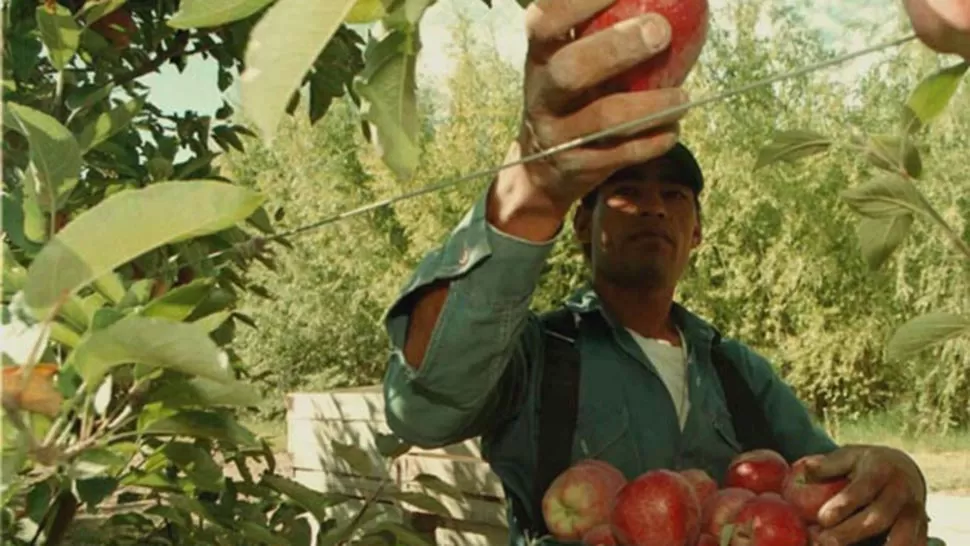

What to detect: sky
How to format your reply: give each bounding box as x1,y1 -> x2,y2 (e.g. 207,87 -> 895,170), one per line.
141,0 -> 910,121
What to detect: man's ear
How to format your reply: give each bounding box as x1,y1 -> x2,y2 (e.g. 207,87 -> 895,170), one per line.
572,202 -> 593,246
691,220 -> 703,249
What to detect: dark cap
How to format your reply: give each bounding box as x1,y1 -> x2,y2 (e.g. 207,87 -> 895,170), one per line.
580,141 -> 705,208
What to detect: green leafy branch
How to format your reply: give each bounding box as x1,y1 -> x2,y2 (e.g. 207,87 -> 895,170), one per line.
753,60 -> 970,364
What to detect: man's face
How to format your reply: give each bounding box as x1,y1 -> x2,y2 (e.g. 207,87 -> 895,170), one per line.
574,160 -> 702,289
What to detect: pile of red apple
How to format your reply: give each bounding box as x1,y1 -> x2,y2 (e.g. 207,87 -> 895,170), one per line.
541,449 -> 851,546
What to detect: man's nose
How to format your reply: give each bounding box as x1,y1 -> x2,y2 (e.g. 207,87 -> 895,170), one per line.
635,191 -> 667,217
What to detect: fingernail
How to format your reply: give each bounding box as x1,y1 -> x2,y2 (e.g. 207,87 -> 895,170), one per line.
639,14 -> 670,51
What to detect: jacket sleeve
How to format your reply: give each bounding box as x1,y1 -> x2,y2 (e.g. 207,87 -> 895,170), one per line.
721,339 -> 840,461
381,187 -> 557,449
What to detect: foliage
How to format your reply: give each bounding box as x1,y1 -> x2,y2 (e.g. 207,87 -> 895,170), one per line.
1,0 -> 484,543
224,0 -> 970,433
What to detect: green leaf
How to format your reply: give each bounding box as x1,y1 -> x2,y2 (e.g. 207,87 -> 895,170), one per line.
80,0 -> 128,25
365,521 -> 436,546
168,0 -> 275,29
66,83 -> 116,112
331,439 -> 373,475
144,410 -> 262,449
354,28 -> 421,180
840,174 -> 930,219
140,279 -> 215,321
260,474 -> 352,523
241,0 -> 358,140
752,130 -> 831,170
386,491 -> 450,516
144,376 -> 262,408
375,432 -> 411,458
76,476 -> 119,507
236,520 -> 291,546
887,312 -> 970,361
36,3 -> 81,71
77,96 -> 146,153
192,311 -> 232,333
861,133 -> 922,178
22,181 -> 264,319
4,102 -> 82,211
720,523 -> 735,546
64,314 -> 232,389
904,61 -> 969,131
855,215 -> 913,270
411,474 -> 463,500
162,442 -> 224,493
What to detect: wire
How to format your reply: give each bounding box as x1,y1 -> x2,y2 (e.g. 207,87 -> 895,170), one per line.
163,33 -> 918,274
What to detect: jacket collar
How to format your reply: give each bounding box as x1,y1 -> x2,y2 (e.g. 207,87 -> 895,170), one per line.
561,284 -> 719,348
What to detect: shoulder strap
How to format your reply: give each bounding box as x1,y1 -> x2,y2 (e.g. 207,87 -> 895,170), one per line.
709,332 -> 781,453
517,307 -> 582,538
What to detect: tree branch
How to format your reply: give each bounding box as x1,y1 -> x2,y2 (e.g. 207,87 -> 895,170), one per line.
112,33 -> 214,87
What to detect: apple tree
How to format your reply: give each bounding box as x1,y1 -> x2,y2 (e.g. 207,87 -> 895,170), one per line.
1,0 -> 490,543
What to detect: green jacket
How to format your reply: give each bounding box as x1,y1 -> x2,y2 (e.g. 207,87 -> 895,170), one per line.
381,190 -> 837,545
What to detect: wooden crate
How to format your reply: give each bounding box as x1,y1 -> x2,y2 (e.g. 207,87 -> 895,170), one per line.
286,387 -> 510,545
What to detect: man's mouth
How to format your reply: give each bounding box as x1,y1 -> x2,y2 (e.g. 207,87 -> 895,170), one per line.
630,229 -> 674,245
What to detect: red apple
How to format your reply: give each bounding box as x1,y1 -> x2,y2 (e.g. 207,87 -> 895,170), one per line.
729,494 -> 808,546
701,487 -> 756,538
542,459 -> 627,542
781,455 -> 849,523
697,534 -> 719,546
582,523 -> 618,545
725,449 -> 791,495
575,0 -> 710,91
679,468 -> 718,507
610,469 -> 701,546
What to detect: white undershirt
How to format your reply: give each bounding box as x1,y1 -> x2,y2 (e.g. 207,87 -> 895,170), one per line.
625,328 -> 691,431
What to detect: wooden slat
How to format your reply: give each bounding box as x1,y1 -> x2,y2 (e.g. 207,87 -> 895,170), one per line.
288,419 -> 397,477
294,468 -> 508,526
400,455 -> 505,498
286,388 -> 385,422
286,418 -> 484,472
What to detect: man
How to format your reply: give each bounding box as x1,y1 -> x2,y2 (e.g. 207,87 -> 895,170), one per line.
381,1 -> 969,544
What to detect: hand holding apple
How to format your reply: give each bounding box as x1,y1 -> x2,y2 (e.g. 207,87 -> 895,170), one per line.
802,445 -> 929,546
489,0 -> 700,240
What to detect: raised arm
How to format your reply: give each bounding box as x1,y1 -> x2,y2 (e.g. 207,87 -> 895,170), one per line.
382,0 -> 691,448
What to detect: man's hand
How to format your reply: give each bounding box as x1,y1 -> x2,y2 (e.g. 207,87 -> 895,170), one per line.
903,0 -> 970,60
804,445 -> 929,546
488,0 -> 691,241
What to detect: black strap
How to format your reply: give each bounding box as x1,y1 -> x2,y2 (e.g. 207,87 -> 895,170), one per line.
709,332 -> 781,453
517,308 -> 582,538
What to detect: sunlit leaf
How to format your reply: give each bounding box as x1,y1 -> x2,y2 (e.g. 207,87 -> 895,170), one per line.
64,314 -> 232,389
903,61 -> 969,132
3,103 -> 82,211
144,375 -> 261,408
23,181 -> 264,319
241,0 -> 357,140
887,312 -> 970,361
36,3 -> 81,70
168,0 -> 274,29
855,215 -> 913,270
140,279 -> 215,321
354,28 -> 421,180
860,133 -> 922,178
752,130 -> 831,170
840,173 -> 930,219
260,474 -> 352,523
77,96 -> 146,153
365,521 -> 435,546
143,410 -> 261,449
